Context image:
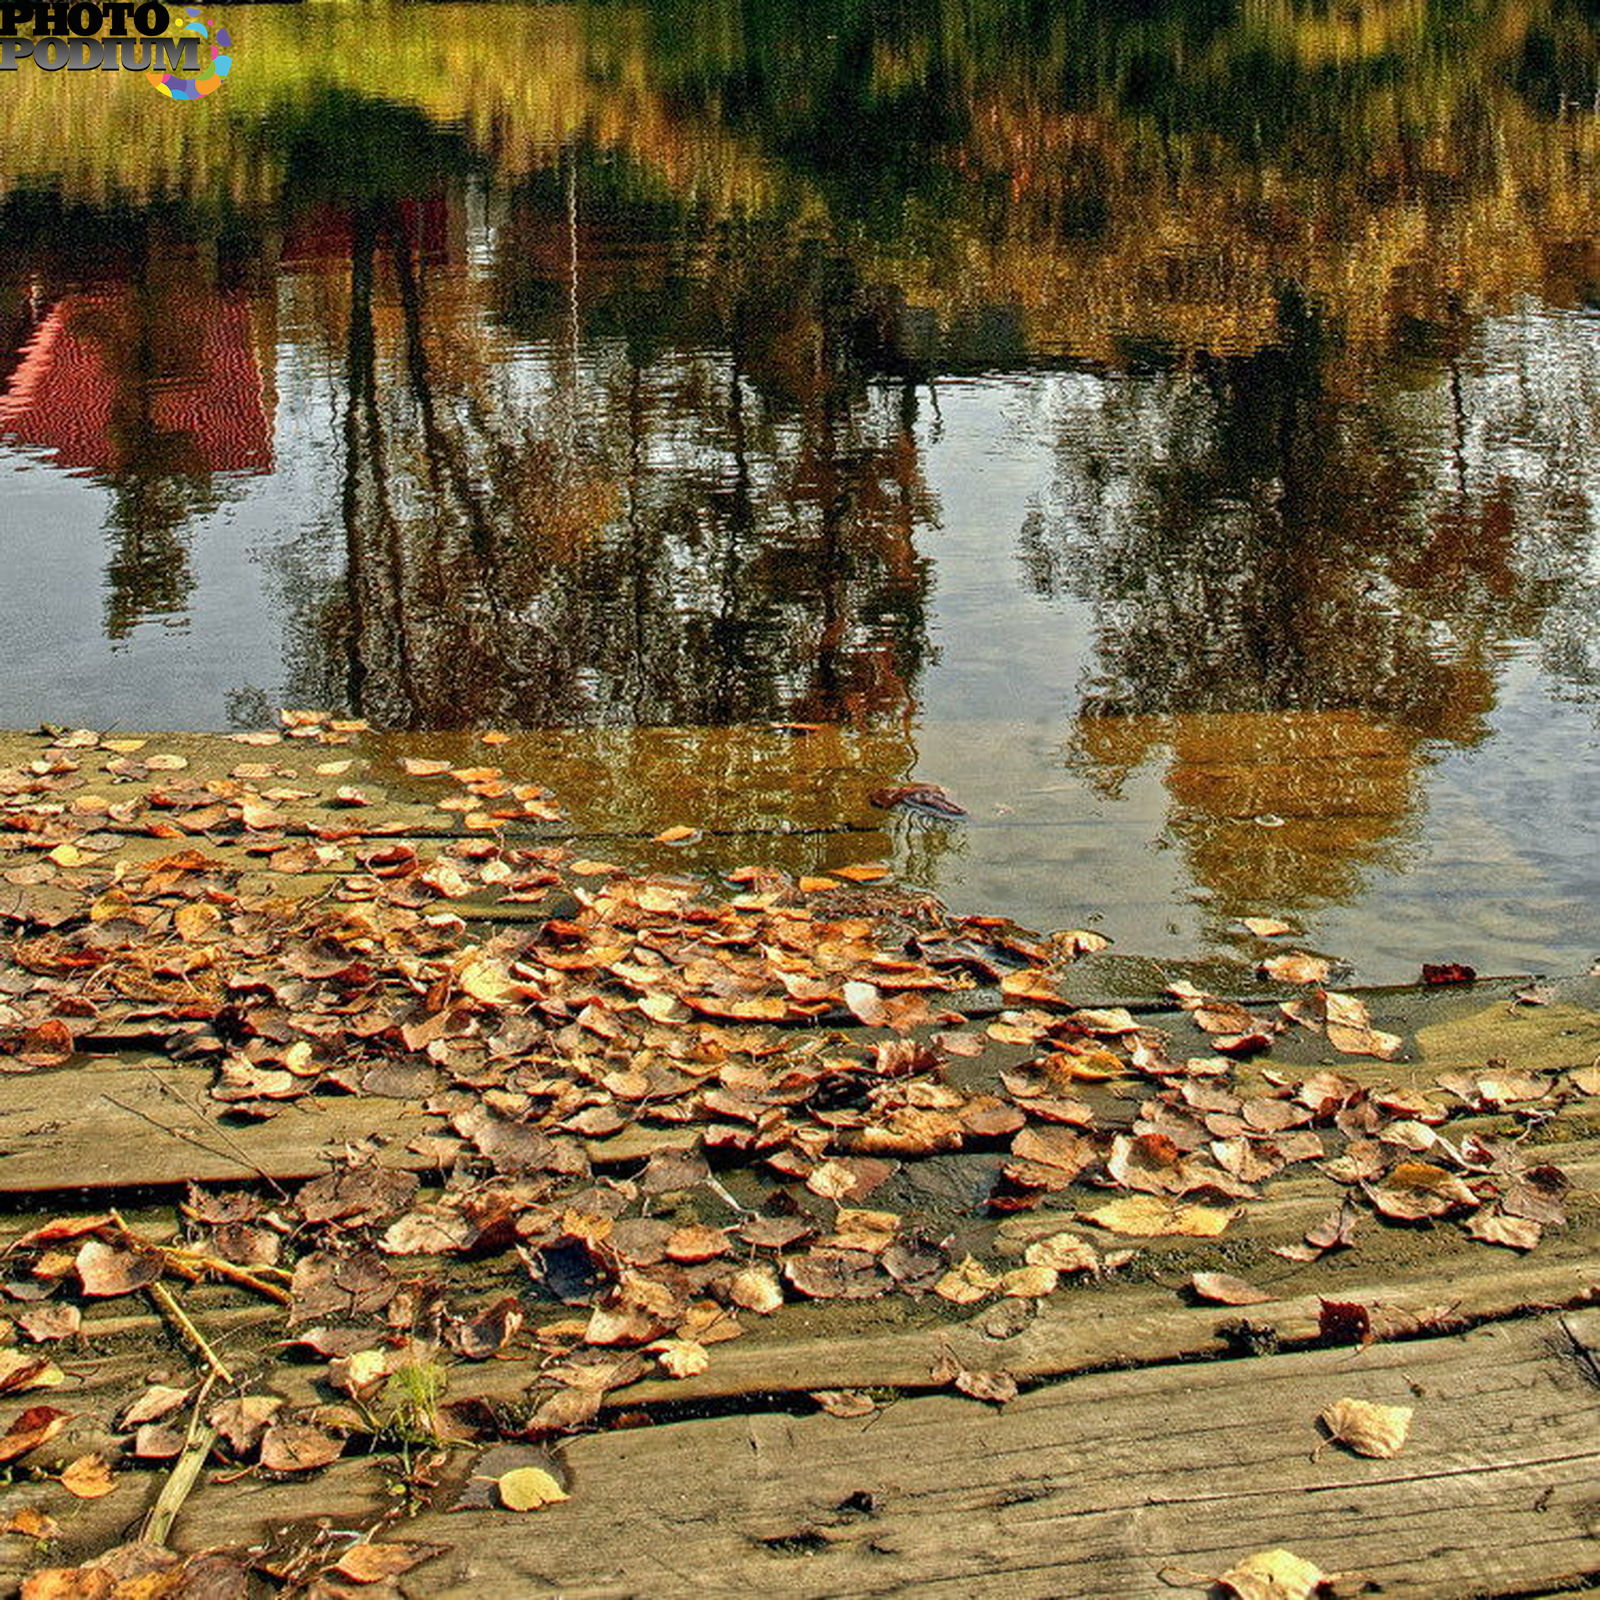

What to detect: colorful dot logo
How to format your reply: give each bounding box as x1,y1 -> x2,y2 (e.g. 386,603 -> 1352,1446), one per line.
148,7 -> 232,101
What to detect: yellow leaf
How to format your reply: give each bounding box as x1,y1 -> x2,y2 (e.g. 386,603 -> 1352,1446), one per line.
1217,1548 -> 1331,1600
497,1466 -> 569,1511
649,1338 -> 709,1378
1079,1195 -> 1237,1237
1319,1397 -> 1413,1458
58,1454 -> 116,1500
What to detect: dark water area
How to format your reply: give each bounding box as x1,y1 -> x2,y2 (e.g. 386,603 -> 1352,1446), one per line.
2,0 -> 1600,977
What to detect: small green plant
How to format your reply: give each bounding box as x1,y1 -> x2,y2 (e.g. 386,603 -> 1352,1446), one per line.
380,1359 -> 448,1446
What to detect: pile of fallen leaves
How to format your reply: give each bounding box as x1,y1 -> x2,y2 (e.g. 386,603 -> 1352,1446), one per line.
0,718 -> 1592,1588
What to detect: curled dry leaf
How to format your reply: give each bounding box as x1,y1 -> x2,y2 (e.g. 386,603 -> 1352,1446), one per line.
649,1339 -> 709,1379
728,1265 -> 784,1315
1319,1397 -> 1413,1458
0,1405 -> 71,1464
17,1304 -> 81,1344
497,1465 -> 569,1511
4,1505 -> 61,1540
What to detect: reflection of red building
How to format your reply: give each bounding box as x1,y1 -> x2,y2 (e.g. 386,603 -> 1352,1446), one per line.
0,289 -> 273,475
279,196 -> 457,269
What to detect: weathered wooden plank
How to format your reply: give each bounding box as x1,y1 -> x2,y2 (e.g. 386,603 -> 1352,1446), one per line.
159,1313 -> 1600,1600
0,1061 -> 431,1192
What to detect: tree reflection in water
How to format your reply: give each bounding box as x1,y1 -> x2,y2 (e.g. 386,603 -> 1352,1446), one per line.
1,0 -> 1599,930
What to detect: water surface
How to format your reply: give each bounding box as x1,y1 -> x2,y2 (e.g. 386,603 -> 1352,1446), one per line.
3,0 -> 1599,978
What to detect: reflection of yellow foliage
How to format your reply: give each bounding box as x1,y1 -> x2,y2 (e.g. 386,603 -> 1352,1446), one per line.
1075,709 -> 1424,910
2,0 -> 1596,372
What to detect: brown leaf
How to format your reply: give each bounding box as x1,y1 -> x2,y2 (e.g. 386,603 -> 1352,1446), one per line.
930,1353 -> 1017,1405
4,1505 -> 61,1540
0,1405 -> 71,1464
1467,1209 -> 1542,1251
75,1240 -> 160,1298
810,1390 -> 877,1418
1191,1272 -> 1272,1306
1257,953 -> 1332,985
17,1304 -> 81,1344
259,1420 -> 343,1473
332,1543 -> 447,1584
58,1454 -> 117,1500
1320,1396 -> 1412,1458
18,1020 -> 74,1069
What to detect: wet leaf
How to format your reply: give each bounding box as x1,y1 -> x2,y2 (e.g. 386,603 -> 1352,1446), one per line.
332,1543 -> 448,1583
1257,953 -> 1331,985
1319,1397 -> 1412,1458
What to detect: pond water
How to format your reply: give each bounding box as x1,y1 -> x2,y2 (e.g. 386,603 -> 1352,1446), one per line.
2,0 -> 1599,980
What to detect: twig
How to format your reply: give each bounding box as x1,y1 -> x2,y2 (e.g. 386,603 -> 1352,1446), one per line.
143,1375 -> 218,1548
135,1064 -> 291,1196
105,1211 -> 291,1305
147,1281 -> 235,1386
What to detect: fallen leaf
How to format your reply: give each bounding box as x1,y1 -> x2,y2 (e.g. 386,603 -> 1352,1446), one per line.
74,1240 -> 160,1299
259,1421 -> 343,1473
1320,1397 -> 1412,1458
0,1405 -> 71,1464
332,1542 -> 447,1583
1191,1271 -> 1272,1306
1257,953 -> 1332,985
811,1390 -> 877,1418
1467,1210 -> 1542,1251
58,1454 -> 117,1500
1079,1196 -> 1236,1237
3,1505 -> 61,1539
649,1338 -> 709,1379
1216,1547 -> 1334,1600
1241,917 -> 1295,938
497,1465 -> 569,1511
